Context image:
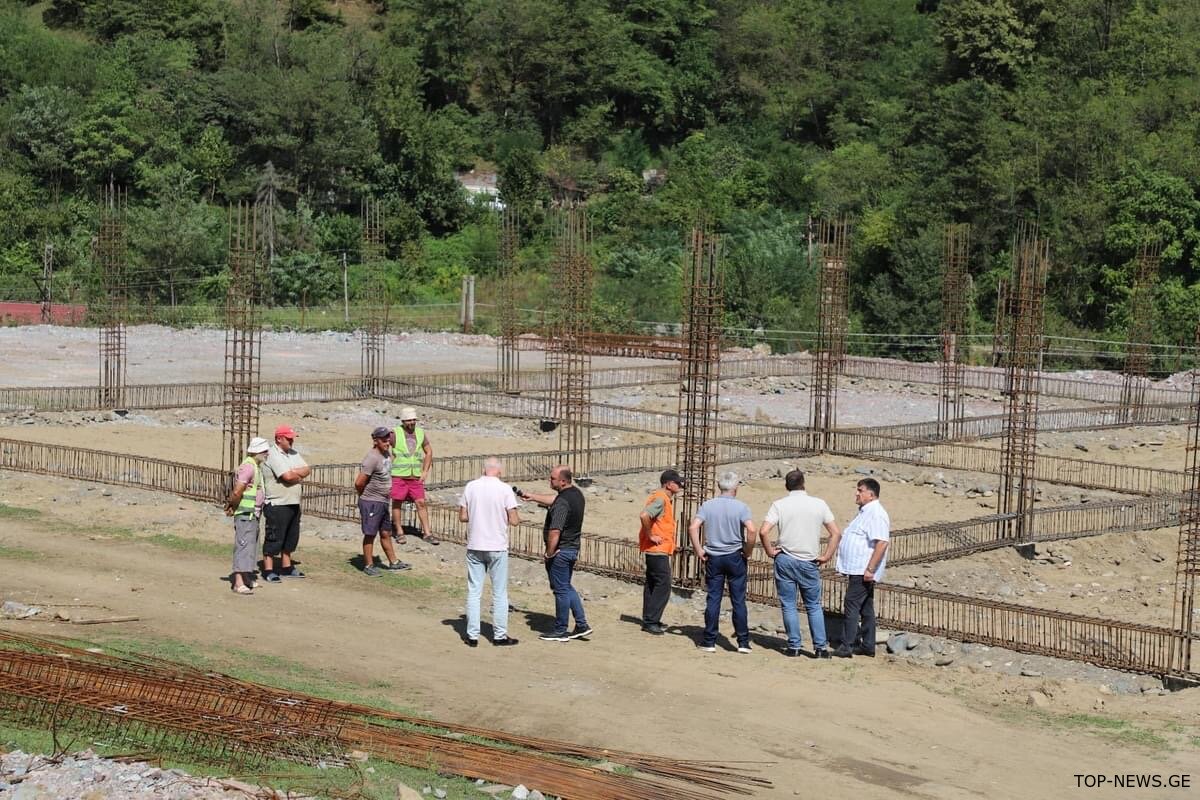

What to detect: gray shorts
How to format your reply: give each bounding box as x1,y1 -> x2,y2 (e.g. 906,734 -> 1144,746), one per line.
232,516 -> 259,574
358,499 -> 394,538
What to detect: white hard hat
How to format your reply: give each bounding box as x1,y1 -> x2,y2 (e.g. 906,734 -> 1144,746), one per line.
400,407 -> 417,421
247,437 -> 270,454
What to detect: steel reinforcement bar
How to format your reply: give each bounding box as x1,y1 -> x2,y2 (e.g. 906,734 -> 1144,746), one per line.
2,437 -> 1195,679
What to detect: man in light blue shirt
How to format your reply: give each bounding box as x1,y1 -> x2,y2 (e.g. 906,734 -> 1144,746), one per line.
687,471 -> 757,653
834,477 -> 891,658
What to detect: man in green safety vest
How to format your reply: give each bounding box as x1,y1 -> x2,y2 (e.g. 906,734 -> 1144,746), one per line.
390,407 -> 438,545
225,437 -> 271,595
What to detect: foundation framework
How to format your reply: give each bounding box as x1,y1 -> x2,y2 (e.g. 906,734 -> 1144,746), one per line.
939,224 -> 970,439
810,218 -> 851,450
997,227 -> 1048,540
551,207 -> 594,474
221,203 -> 262,480
676,228 -> 724,576
1120,240 -> 1162,423
360,197 -> 387,393
497,207 -> 521,393
96,182 -> 127,409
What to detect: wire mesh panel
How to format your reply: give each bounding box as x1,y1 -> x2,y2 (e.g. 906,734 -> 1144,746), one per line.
360,197 -> 388,394
96,182 -> 127,409
1121,241 -> 1162,423
497,207 -> 521,394
939,224 -> 970,439
221,203 -> 261,482
810,218 -> 851,450
997,226 -> 1048,541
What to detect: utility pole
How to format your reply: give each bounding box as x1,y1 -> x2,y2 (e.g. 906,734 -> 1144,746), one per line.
39,242 -> 54,323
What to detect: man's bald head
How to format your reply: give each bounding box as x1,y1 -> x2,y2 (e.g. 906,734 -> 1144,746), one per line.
483,457 -> 503,476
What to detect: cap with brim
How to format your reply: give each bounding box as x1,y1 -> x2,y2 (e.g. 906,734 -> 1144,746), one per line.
275,424 -> 297,438
247,437 -> 270,454
400,407 -> 417,421
371,426 -> 392,439
660,469 -> 685,487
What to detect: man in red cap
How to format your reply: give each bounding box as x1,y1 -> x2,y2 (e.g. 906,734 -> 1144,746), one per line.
261,423 -> 311,582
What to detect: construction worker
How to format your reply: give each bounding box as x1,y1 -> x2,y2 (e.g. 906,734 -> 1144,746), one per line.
225,437 -> 271,595
638,469 -> 684,634
390,407 -> 438,545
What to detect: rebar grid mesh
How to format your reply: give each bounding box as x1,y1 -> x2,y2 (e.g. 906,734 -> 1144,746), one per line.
360,198 -> 388,392
676,228 -> 723,574
939,224 -> 970,439
551,207 -> 594,474
810,218 -> 851,449
997,227 -> 1048,540
221,203 -> 262,480
1121,240 -> 1162,423
96,182 -> 127,409
497,207 -> 521,393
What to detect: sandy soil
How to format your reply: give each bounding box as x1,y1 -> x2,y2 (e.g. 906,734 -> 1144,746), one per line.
2,326 -> 1199,798
1,478 -> 1197,800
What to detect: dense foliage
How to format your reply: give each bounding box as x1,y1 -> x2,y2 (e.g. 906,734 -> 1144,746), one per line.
1,0 -> 1199,356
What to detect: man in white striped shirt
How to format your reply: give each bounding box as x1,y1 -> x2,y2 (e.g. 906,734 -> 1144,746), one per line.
834,478 -> 890,658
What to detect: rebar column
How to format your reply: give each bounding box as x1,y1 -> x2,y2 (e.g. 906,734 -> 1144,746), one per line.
551,207 -> 593,474
997,227 -> 1048,541
938,224 -> 970,439
221,203 -> 262,482
809,218 -> 850,451
676,228 -> 723,581
96,182 -> 127,409
497,207 -> 521,394
991,277 -> 1011,367
1120,241 -> 1162,423
360,198 -> 388,394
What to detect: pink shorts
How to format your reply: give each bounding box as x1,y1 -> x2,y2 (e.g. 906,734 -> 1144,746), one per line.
391,477 -> 426,502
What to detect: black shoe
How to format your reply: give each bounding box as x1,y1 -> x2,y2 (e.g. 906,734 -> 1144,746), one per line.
539,632 -> 570,642
465,638 -> 478,648
833,645 -> 854,658
493,637 -> 520,647
642,623 -> 665,636
783,647 -> 804,658
814,648 -> 832,660
567,625 -> 594,640
853,646 -> 876,657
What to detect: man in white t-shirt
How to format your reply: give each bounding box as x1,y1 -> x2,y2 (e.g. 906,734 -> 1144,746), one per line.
758,469 -> 841,659
458,457 -> 521,647
834,478 -> 891,658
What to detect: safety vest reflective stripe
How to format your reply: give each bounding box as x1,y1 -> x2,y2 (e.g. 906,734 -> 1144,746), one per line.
390,428 -> 425,477
237,456 -> 260,515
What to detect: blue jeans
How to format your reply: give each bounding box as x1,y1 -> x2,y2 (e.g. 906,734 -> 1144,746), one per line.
545,548 -> 587,634
703,551 -> 749,647
774,553 -> 827,650
466,550 -> 509,641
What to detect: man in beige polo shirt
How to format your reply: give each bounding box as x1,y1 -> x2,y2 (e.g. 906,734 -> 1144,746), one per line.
758,469 -> 841,658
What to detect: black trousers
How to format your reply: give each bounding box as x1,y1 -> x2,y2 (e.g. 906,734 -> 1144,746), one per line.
642,554 -> 672,625
841,575 -> 876,649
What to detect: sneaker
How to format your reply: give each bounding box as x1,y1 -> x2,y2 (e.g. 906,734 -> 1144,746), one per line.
853,646 -> 876,658
363,565 -> 382,577
263,573 -> 282,583
783,647 -> 804,658
696,644 -> 716,653
539,632 -> 570,642
814,648 -> 832,660
282,568 -> 306,579
464,639 -> 478,648
737,644 -> 753,654
567,625 -> 594,640
833,645 -> 854,658
493,637 -> 520,647
385,560 -> 412,571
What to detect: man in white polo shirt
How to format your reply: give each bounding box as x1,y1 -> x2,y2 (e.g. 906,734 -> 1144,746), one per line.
758,469 -> 841,659
458,457 -> 521,647
834,477 -> 891,658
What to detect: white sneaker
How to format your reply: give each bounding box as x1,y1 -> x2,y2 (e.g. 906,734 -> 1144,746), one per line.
737,645 -> 753,654
696,644 -> 716,653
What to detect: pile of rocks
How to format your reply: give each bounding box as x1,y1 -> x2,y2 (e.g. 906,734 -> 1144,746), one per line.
0,749 -> 260,798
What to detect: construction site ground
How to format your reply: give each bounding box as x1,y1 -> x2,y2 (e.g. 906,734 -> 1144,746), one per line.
2,326 -> 1199,799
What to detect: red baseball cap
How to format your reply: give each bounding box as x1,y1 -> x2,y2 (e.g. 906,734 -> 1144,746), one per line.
275,424 -> 297,439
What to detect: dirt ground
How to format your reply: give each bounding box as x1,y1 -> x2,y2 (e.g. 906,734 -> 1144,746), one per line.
2,326 -> 1199,799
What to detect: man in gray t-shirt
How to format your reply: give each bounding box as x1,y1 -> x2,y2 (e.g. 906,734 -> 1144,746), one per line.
354,427 -> 409,576
687,471 -> 757,652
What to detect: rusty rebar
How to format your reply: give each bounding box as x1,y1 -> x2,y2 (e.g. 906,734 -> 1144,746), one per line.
96,181 -> 128,410
497,206 -> 521,394
221,202 -> 262,482
360,197 -> 388,393
810,218 -> 851,450
939,223 -> 970,439
1121,240 -> 1162,423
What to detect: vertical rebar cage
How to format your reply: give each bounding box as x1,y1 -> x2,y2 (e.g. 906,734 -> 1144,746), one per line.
939,224 -> 970,439
96,182 -> 128,409
497,207 -> 521,394
360,198 -> 388,394
221,203 -> 262,482
1121,241 -> 1162,423
1172,332 -> 1200,674
997,226 -> 1047,541
551,207 -> 594,475
810,218 -> 851,450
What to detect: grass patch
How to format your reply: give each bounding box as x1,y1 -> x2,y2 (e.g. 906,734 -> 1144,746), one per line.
0,504 -> 41,520
144,532 -> 228,558
0,543 -> 38,561
1019,710 -> 1172,751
